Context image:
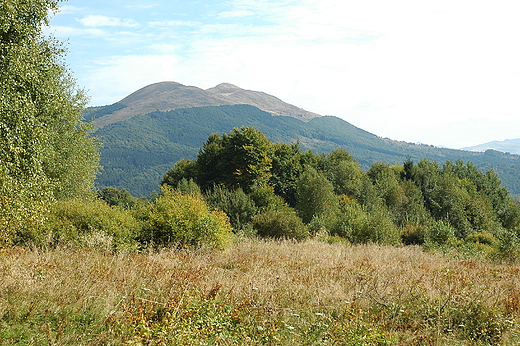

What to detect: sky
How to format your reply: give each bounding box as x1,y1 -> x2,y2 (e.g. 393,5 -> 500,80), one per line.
47,0 -> 520,149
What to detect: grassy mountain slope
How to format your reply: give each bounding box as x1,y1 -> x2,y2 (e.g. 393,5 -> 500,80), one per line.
86,81 -> 321,127
93,104 -> 520,197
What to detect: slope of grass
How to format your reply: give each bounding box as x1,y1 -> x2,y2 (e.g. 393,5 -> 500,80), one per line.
1,239 -> 519,345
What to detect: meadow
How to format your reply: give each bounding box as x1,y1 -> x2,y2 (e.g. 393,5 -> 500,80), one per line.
1,239 -> 519,345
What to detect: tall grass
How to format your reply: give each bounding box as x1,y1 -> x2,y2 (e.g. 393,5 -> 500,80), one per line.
1,240 -> 519,345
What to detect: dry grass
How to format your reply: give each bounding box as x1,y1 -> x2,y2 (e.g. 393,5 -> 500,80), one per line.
1,239 -> 520,345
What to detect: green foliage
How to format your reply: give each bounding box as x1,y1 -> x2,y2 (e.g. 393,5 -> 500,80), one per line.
332,198 -> 401,245
204,185 -> 257,231
0,0 -> 100,245
174,178 -> 202,196
466,230 -> 499,247
162,158 -> 198,189
197,126 -> 273,192
295,166 -> 339,224
252,209 -> 308,240
97,187 -> 138,209
158,128 -> 520,250
248,185 -> 286,212
137,186 -> 233,249
22,198 -> 140,251
269,142 -> 312,207
425,220 -> 456,245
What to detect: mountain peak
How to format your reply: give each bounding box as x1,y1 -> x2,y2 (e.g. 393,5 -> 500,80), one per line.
208,83 -> 242,92
93,81 -> 321,127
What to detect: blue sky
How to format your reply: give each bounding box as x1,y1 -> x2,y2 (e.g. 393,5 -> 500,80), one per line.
48,0 -> 520,149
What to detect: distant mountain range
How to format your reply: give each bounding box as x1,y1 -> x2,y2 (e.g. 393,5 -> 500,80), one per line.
89,82 -> 320,127
86,82 -> 520,198
462,139 -> 520,155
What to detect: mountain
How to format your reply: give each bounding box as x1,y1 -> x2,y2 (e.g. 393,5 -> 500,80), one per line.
86,82 -> 520,198
462,138 -> 520,155
88,82 -> 320,127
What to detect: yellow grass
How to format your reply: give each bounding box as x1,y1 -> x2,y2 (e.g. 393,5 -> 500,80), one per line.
1,239 -> 520,345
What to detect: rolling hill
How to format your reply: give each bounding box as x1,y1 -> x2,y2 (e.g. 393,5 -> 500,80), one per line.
86,82 -> 520,198
462,138 -> 520,155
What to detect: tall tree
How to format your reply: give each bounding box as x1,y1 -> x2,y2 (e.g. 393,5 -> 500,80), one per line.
0,0 -> 100,244
295,166 -> 339,224
196,127 -> 273,192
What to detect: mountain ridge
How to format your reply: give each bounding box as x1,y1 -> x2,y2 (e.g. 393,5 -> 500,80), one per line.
91,81 -> 321,127
85,82 -> 520,198
462,138 -> 520,155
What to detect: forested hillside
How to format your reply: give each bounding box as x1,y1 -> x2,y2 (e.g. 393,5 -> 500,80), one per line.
91,104 -> 520,197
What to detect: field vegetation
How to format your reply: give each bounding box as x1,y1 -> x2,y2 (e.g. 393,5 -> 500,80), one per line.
3,1 -> 520,344
1,239 -> 520,345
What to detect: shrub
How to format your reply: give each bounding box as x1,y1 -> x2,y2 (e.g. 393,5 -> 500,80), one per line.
137,186 -> 233,249
249,185 -> 286,211
401,223 -> 427,245
97,187 -> 138,209
252,209 -> 308,240
466,230 -> 499,247
204,185 -> 257,231
425,220 -> 456,245
20,198 -> 140,251
332,201 -> 400,245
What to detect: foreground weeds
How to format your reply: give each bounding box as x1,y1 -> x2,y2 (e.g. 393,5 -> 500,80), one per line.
1,240 -> 520,345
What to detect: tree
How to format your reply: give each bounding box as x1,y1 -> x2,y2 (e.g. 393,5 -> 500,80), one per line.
295,166 -> 339,224
196,127 -> 273,192
1,0 -> 100,244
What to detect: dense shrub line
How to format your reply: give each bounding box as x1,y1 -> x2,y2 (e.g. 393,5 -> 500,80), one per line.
8,127 -> 520,261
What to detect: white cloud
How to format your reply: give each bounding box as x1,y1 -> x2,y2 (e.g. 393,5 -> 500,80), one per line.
49,25 -> 106,37
218,10 -> 255,18
126,4 -> 158,9
149,44 -> 177,53
77,15 -> 140,28
64,0 -> 520,148
57,5 -> 86,15
148,20 -> 200,27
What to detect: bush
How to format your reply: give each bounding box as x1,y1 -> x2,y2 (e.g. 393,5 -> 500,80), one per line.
331,201 -> 400,245
252,209 -> 308,240
137,186 -> 233,249
401,223 -> 427,245
466,230 -> 499,247
204,185 -> 257,231
425,220 -> 456,245
19,199 -> 140,251
249,185 -> 286,211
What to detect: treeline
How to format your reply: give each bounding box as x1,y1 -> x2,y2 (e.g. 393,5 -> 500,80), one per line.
158,126 -> 520,258
92,103 -> 520,198
7,125 -> 520,261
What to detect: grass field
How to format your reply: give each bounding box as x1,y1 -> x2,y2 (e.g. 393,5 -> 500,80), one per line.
1,239 -> 519,345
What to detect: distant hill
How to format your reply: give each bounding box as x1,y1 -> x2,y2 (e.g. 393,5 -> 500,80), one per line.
90,112 -> 520,198
86,82 -> 321,127
462,138 -> 520,155
85,82 -> 520,198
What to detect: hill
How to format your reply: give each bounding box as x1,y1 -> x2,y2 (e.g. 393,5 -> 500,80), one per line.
86,82 -> 320,127
91,102 -> 520,198
462,138 -> 520,155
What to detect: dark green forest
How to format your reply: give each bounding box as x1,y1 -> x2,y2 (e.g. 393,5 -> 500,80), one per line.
158,126 -> 520,257
90,104 -> 520,198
